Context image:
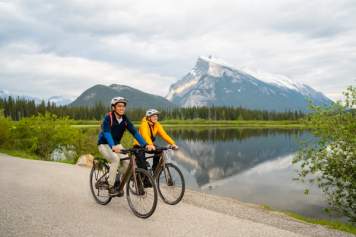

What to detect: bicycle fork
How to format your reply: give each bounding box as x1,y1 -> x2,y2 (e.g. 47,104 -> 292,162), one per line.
155,153 -> 173,185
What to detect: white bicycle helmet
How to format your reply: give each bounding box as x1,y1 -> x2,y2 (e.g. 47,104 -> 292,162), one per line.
146,108 -> 160,117
111,97 -> 128,106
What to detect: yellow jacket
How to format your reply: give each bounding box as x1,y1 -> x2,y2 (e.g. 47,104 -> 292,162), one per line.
134,117 -> 175,146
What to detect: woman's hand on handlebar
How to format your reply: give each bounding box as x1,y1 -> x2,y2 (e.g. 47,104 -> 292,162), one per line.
146,144 -> 156,151
171,144 -> 179,150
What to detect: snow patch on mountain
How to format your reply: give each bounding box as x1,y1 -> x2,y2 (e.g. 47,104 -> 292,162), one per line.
199,55 -> 236,69
166,78 -> 199,101
0,89 -> 10,98
242,68 -> 307,93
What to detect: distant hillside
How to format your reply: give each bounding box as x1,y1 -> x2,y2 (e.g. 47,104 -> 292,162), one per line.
70,84 -> 175,109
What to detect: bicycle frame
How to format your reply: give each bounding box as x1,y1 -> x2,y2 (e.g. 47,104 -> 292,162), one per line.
94,148 -> 146,194
91,147 -> 159,218
118,152 -> 139,193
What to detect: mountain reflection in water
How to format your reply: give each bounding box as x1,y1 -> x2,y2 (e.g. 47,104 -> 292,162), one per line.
162,128 -> 310,186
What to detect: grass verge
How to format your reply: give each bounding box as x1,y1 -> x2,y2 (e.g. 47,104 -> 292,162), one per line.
286,211 -> 356,235
261,205 -> 356,235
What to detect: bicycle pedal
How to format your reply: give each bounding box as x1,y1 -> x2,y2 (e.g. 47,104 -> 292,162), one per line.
110,190 -> 124,197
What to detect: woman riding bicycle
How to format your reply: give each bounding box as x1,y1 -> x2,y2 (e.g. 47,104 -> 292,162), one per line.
97,97 -> 151,196
134,109 -> 178,173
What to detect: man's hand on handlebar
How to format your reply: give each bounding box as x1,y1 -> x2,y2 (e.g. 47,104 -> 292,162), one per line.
112,145 -> 121,153
146,144 -> 156,151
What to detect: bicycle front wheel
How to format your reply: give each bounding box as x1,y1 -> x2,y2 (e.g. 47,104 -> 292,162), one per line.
126,168 -> 158,218
157,163 -> 185,205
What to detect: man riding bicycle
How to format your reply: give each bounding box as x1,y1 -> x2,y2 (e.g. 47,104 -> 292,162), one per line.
97,97 -> 152,196
133,109 -> 178,174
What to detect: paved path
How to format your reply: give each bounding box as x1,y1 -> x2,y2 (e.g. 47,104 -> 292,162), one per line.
0,154 -> 352,237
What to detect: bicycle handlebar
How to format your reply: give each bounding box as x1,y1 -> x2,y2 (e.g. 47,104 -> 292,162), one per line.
119,147 -> 146,154
154,146 -> 174,152
119,145 -> 176,154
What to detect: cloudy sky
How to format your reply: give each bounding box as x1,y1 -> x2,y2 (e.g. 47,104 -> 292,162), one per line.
0,0 -> 355,101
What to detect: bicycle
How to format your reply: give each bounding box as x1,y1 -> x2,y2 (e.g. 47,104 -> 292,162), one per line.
89,147 -> 158,219
145,146 -> 185,205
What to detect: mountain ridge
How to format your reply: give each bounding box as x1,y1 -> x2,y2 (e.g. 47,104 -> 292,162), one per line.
69,84 -> 175,108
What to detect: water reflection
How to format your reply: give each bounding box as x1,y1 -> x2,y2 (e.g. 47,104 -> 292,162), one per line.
163,128 -> 311,187
155,128 -> 344,220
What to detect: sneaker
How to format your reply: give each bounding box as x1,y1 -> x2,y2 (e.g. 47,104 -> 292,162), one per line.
116,190 -> 124,197
109,186 -> 124,197
114,176 -> 121,188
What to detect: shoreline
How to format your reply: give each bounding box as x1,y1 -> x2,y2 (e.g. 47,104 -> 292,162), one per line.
71,120 -> 306,129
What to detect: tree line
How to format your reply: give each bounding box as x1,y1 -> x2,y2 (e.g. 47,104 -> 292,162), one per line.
0,96 -> 305,121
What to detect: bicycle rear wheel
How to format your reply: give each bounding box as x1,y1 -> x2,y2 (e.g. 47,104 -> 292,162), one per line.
90,161 -> 112,205
157,163 -> 185,205
126,168 -> 157,218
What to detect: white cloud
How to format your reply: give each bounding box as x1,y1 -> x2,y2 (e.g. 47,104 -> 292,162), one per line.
0,0 -> 355,101
0,43 -> 174,98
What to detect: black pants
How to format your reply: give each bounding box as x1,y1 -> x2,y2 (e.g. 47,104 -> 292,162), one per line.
134,145 -> 161,172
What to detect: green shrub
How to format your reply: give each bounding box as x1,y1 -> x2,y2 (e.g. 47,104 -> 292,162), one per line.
11,113 -> 81,161
0,109 -> 11,146
75,127 -> 101,159
1,110 -> 142,164
293,86 -> 356,223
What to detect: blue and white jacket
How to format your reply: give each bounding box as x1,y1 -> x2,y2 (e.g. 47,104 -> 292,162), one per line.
97,112 -> 146,148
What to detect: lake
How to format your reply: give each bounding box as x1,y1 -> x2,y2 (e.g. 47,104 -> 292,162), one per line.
154,127 -> 346,221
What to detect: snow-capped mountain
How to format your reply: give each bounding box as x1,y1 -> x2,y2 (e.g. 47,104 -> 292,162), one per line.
0,89 -> 43,104
48,96 -> 73,106
166,56 -> 332,111
0,90 -> 72,105
0,89 -> 10,98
